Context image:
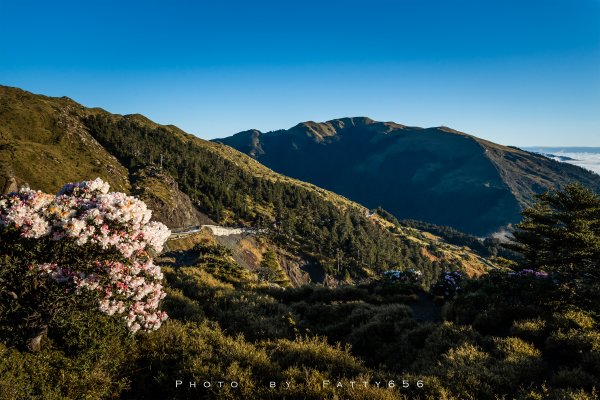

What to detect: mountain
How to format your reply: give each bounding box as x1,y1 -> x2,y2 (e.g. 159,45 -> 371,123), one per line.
216,117 -> 600,235
0,85 -> 496,286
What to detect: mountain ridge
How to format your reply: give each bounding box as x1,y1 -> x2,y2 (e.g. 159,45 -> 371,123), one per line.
216,117 -> 600,235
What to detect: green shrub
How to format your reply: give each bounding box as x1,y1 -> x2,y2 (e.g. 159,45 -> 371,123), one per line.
411,322 -> 482,370
489,337 -> 544,386
0,344 -> 63,400
520,386 -> 599,400
164,267 -> 295,341
162,288 -> 206,322
128,320 -> 276,399
553,308 -> 597,331
0,332 -> 131,400
510,318 -> 548,344
437,343 -> 495,399
347,304 -> 416,358
263,336 -> 366,378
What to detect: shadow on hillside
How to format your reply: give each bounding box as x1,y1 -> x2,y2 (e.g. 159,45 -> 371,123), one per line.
300,263 -> 326,283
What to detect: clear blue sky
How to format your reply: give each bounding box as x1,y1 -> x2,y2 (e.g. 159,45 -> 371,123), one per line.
1,0 -> 599,146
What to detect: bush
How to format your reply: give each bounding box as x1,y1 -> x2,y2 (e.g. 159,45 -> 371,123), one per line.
0,179 -> 170,352
437,343 -> 495,399
347,304 -> 415,357
552,367 -> 598,390
446,270 -> 557,335
510,318 -> 548,344
546,329 -> 600,366
0,323 -> 131,400
553,308 -> 597,331
129,320 -> 276,400
164,267 -> 296,341
489,337 -> 544,386
404,322 -> 483,379
263,336 -> 365,378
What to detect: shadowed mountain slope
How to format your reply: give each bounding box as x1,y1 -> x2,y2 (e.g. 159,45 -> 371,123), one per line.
217,117 -> 600,235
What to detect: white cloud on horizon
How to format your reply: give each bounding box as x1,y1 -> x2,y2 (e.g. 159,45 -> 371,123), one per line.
552,152 -> 600,175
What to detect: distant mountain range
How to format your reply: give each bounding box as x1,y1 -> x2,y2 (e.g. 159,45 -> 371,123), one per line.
216,118 -> 600,235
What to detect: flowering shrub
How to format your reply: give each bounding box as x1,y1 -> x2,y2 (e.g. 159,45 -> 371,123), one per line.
383,268 -> 422,284
509,269 -> 549,279
0,178 -> 170,334
432,271 -> 463,298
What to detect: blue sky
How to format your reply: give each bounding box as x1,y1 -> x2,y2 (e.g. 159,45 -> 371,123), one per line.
1,0 -> 599,145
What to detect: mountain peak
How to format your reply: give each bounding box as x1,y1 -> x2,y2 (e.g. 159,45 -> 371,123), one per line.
328,116 -> 375,126
222,129 -> 265,156
287,116 -> 412,142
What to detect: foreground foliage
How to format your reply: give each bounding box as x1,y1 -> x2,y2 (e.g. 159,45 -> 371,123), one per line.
1,184 -> 599,399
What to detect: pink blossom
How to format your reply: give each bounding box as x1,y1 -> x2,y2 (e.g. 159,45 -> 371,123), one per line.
1,178 -> 170,334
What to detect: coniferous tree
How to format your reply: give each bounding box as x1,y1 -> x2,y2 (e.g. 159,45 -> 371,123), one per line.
259,249 -> 290,287
506,183 -> 600,279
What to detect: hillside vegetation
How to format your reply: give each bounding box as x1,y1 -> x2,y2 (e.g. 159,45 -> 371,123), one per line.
0,88 -> 130,193
1,183 -> 599,399
0,85 -> 495,286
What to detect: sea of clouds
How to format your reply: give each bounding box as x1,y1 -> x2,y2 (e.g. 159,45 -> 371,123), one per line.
523,147 -> 600,175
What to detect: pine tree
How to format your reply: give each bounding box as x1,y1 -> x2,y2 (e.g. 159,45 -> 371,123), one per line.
506,183 -> 600,280
259,249 -> 290,287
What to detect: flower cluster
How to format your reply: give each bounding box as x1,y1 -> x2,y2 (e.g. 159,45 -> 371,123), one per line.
509,269 -> 549,279
0,178 -> 170,333
433,271 -> 463,298
0,178 -> 170,256
383,268 -> 423,284
0,189 -> 53,238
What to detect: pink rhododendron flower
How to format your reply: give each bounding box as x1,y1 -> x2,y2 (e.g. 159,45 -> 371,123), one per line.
0,178 -> 170,333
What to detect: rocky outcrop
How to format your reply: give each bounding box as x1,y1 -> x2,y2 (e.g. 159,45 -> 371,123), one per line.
1,175 -> 18,194
131,167 -> 211,229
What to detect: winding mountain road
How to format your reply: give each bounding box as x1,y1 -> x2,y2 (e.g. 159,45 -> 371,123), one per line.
169,225 -> 254,238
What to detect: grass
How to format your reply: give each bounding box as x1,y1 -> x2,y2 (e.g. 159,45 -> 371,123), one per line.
0,85 -> 130,194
